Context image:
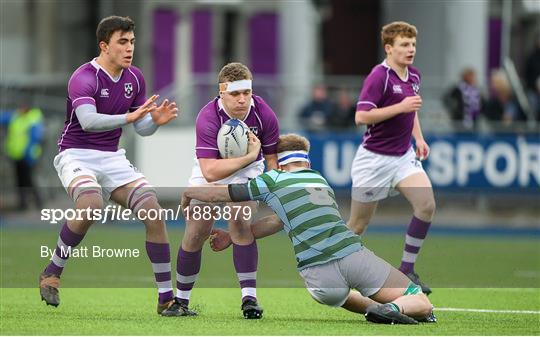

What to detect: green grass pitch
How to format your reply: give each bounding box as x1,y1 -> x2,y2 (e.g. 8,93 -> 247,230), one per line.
1,227 -> 539,335
1,288 -> 539,335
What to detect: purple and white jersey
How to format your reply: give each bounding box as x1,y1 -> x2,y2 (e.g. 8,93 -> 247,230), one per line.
356,60 -> 421,156
58,59 -> 146,152
195,95 -> 279,160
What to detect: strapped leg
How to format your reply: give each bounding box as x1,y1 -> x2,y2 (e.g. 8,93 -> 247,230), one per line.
68,176 -> 102,203
125,179 -> 158,214
112,178 -> 174,311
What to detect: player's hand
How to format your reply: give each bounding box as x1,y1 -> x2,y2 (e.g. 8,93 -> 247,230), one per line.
180,192 -> 192,216
400,95 -> 422,113
415,139 -> 430,160
209,228 -> 232,252
246,132 -> 261,160
127,95 -> 158,123
151,98 -> 179,126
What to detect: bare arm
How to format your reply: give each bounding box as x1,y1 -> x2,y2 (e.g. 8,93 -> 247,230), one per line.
355,104 -> 403,125
181,185 -> 231,210
412,112 -> 424,142
199,156 -> 256,182
251,214 -> 284,238
209,214 -> 284,251
198,132 -> 261,182
412,112 -> 430,160
355,96 -> 422,125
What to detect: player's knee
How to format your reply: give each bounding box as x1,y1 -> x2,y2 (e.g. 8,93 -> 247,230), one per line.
182,235 -> 208,252
418,295 -> 434,317
126,179 -> 158,214
80,197 -> 104,211
306,287 -> 349,307
75,194 -> 104,217
183,228 -> 211,247
426,198 -> 436,216
70,196 -> 102,230
415,197 -> 436,218
229,223 -> 253,241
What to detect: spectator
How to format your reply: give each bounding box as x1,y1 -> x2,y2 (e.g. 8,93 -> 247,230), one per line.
3,103 -> 44,210
442,68 -> 483,130
483,69 -> 526,126
299,84 -> 335,131
329,87 -> 356,129
525,34 -> 540,121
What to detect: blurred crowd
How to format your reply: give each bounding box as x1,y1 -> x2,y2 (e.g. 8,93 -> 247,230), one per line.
298,84 -> 356,131
440,36 -> 539,131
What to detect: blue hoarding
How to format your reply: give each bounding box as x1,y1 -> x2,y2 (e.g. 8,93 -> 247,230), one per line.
305,132 -> 540,192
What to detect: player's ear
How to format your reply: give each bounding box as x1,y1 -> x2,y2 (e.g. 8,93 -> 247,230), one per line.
384,43 -> 392,55
99,41 -> 108,54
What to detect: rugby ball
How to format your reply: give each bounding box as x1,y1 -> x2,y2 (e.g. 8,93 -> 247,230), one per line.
217,119 -> 249,158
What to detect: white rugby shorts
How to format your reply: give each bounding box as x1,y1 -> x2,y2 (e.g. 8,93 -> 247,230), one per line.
53,148 -> 145,200
351,146 -> 424,202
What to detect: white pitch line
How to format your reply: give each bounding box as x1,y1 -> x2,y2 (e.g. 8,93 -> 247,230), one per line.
437,307 -> 540,314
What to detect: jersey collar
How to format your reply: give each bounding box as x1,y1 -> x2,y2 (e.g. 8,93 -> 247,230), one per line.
381,59 -> 409,82
91,58 -> 124,83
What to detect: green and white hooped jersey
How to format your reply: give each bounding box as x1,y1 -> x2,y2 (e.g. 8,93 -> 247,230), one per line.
247,169 -> 363,270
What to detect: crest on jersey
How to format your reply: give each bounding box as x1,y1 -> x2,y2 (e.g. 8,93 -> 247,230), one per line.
249,126 -> 258,135
412,83 -> 420,94
124,83 -> 133,98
